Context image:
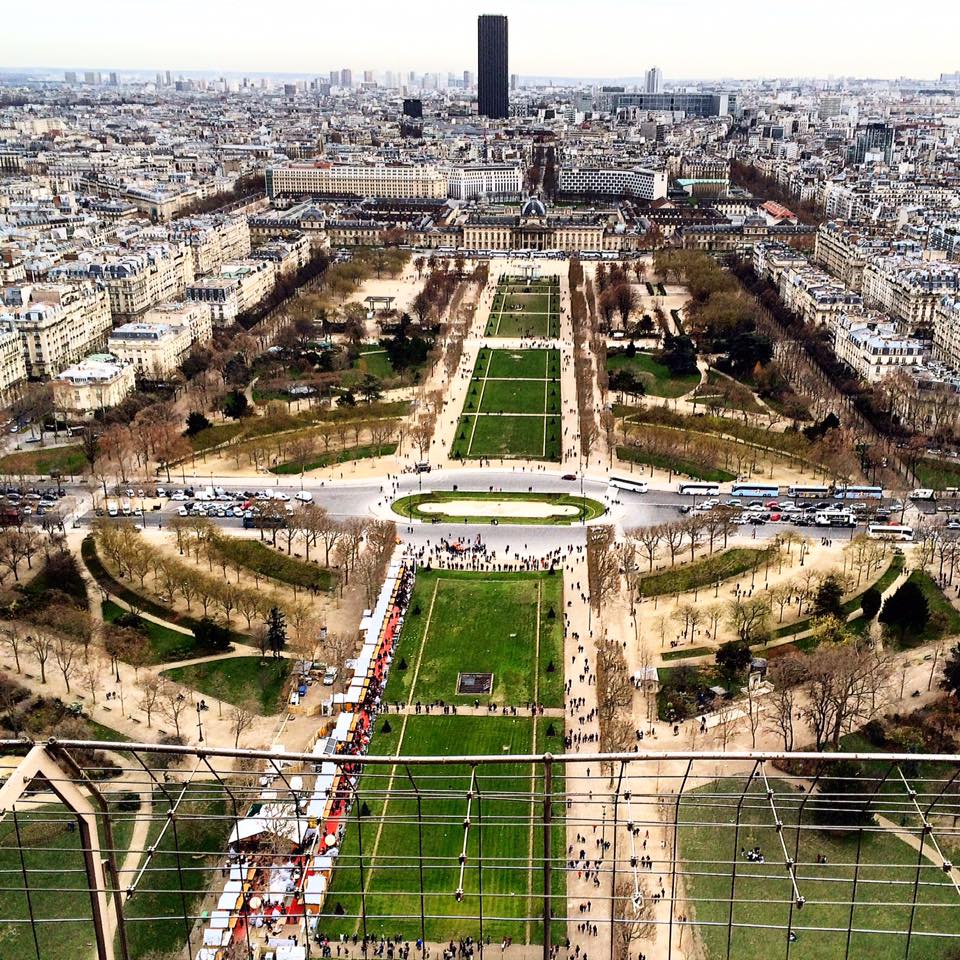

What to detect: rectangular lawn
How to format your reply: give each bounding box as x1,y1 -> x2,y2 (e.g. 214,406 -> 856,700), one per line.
680,779 -> 960,960
319,715 -> 566,943
454,349 -> 561,460
385,569 -> 564,707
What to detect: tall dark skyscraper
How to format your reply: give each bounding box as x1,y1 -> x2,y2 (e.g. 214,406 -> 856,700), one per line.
477,14 -> 508,119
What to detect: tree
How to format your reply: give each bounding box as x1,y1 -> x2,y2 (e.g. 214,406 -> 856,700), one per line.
266,606 -> 287,658
879,580 -> 929,646
193,617 -> 232,652
715,640 -> 751,685
766,654 -> 807,751
860,586 -> 882,621
158,681 -> 189,737
140,675 -> 161,728
221,390 -> 249,420
941,643 -> 960,702
230,697 -> 259,748
25,632 -> 54,684
52,632 -> 80,693
811,759 -> 875,829
726,595 -> 771,644
813,575 -> 845,619
185,411 -> 212,436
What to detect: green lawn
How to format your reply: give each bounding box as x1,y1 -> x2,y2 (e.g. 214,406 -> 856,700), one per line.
392,490 -> 606,525
680,779 -> 960,960
607,351 -> 701,398
892,570 -> 960,648
638,547 -> 773,597
486,286 -> 560,338
0,444 -> 89,477
915,457 -> 960,491
161,656 -> 292,714
207,535 -> 333,591
453,349 -> 562,461
478,378 -> 560,415
0,800 -> 135,960
385,569 -> 564,707
616,445 -> 737,482
320,714 -> 565,943
101,600 -> 202,664
270,441 -> 397,473
352,349 -> 395,379
122,783 -> 233,959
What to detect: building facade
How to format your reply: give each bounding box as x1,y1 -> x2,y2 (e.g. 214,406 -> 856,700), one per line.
478,14 -> 509,120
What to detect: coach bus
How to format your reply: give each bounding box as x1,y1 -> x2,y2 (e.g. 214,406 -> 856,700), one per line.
677,481 -> 721,496
787,484 -> 832,499
815,509 -> 856,527
867,523 -> 914,541
730,482 -> 780,499
833,485 -> 884,500
610,475 -> 649,494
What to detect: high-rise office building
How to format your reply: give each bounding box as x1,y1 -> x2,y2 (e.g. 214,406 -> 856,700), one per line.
109,72 -> 119,86
329,69 -> 339,86
645,66 -> 663,94
510,73 -> 518,91
850,121 -> 894,164
478,14 -> 509,119
340,68 -> 352,87
403,98 -> 423,119
64,71 -> 77,84
363,70 -> 374,84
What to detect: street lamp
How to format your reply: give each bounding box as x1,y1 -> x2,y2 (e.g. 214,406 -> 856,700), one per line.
196,701 -> 204,743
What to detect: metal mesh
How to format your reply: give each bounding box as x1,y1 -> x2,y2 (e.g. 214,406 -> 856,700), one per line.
1,740 -> 959,960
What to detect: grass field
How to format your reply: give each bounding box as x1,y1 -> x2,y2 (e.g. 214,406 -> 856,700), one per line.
452,348 -> 562,461
101,600 -> 200,663
607,350 -> 701,398
915,457 -> 960,491
391,490 -> 606,525
638,547 -> 772,597
319,714 -> 565,943
486,280 -> 560,338
161,656 -> 292,714
385,569 -> 564,707
0,801 -> 135,960
270,442 -> 398,474
351,349 -> 395,379
680,779 -> 960,960
0,443 -> 88,477
616,446 -> 737,482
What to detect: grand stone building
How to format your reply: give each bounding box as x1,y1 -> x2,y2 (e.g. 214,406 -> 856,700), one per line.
462,198 -> 607,251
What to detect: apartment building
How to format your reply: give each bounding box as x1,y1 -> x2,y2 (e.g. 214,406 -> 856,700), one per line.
51,354 -> 136,416
833,312 -> 927,383
557,166 -> 668,200
186,259 -> 277,326
251,233 -> 312,277
862,258 -> 960,333
778,265 -> 863,327
107,321 -> 193,378
0,328 -> 27,402
49,245 -> 195,319
141,301 -> 213,347
169,214 -> 251,276
753,242 -> 807,285
933,295 -> 960,371
446,165 -> 522,201
0,282 -> 113,378
265,162 -> 448,200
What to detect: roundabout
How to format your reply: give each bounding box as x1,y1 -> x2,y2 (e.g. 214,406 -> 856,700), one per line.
391,489 -> 607,525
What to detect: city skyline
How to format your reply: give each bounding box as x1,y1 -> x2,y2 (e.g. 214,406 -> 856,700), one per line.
3,0 -> 960,81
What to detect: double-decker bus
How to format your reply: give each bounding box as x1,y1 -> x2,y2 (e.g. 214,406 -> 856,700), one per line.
833,485 -> 884,500
867,523 -> 914,541
730,482 -> 780,498
610,475 -> 649,494
677,481 -> 721,496
787,484 -> 832,499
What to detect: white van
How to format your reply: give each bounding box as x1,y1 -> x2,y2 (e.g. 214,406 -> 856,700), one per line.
295,490 -> 314,503
909,488 -> 935,501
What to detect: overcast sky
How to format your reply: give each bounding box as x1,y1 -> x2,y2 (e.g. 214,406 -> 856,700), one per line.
3,0 -> 958,81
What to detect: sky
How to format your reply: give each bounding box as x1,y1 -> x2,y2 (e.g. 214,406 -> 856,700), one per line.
2,0 -> 958,81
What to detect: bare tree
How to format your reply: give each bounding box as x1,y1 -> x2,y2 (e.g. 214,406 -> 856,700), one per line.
140,675 -> 161,728
230,697 -> 259,748
766,654 -> 807,751
25,631 -> 54,684
158,680 -> 190,738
